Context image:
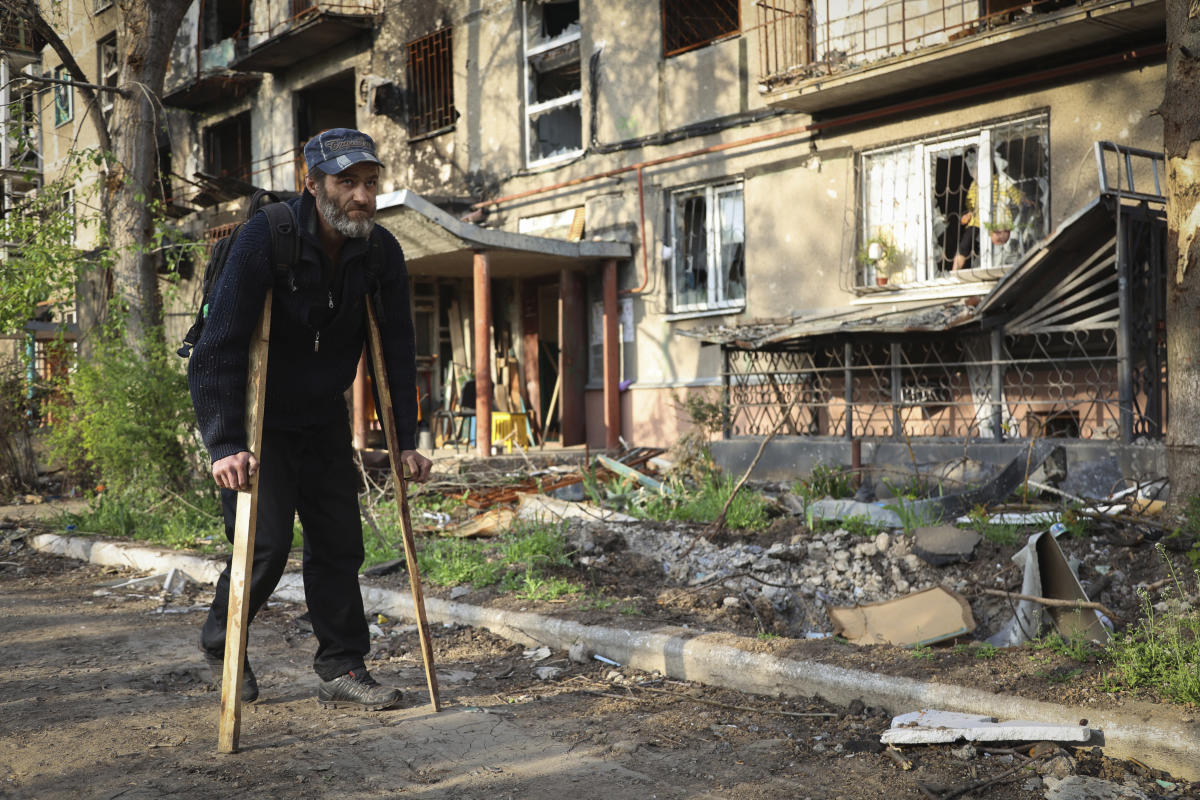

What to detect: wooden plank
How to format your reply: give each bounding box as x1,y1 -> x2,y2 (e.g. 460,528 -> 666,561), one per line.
595,453 -> 665,492
365,298 -> 441,713
218,289 -> 272,755
448,298 -> 468,375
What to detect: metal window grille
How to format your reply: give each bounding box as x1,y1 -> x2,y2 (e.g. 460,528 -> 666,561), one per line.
407,28 -> 455,138
662,0 -> 740,57
856,114 -> 1049,288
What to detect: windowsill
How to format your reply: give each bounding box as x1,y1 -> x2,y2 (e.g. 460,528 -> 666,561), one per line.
664,305 -> 746,322
525,149 -> 585,170
851,268 -> 1009,304
407,123 -> 455,144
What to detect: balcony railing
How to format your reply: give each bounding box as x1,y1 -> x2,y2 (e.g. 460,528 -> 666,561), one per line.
757,0 -> 1130,90
0,10 -> 41,55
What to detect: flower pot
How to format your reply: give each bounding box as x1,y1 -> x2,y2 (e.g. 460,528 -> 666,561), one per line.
990,229 -> 1011,245
876,276 -> 888,286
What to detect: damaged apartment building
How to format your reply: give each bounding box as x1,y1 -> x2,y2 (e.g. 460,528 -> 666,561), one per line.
154,1 -> 1170,475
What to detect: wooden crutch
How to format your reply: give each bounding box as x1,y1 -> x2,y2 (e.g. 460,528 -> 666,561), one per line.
218,291 -> 272,754
364,297 -> 442,712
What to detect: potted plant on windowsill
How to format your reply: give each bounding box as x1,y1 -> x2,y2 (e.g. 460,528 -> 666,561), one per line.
858,233 -> 899,286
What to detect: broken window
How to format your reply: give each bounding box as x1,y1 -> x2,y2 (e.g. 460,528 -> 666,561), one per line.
52,65 -> 72,127
661,0 -> 740,57
97,34 -> 117,119
669,180 -> 745,313
200,0 -> 249,49
204,111 -> 252,182
523,0 -> 582,166
858,114 -> 1049,287
407,27 -> 455,139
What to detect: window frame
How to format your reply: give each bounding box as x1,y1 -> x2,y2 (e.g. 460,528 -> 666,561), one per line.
52,65 -> 73,127
406,26 -> 456,140
667,178 -> 746,315
857,113 -> 1050,288
521,0 -> 583,168
661,0 -> 741,58
97,33 -> 118,119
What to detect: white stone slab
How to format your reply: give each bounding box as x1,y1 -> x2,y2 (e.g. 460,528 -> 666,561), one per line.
880,709 -> 1093,745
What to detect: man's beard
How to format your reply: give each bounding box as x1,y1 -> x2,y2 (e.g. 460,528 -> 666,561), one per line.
312,183 -> 375,238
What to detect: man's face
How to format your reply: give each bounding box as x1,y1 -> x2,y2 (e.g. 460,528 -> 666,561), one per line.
308,162 -> 379,239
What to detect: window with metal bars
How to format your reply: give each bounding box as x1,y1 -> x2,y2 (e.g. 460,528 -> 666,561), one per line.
857,114 -> 1049,287
661,0 -> 740,58
406,27 -> 455,139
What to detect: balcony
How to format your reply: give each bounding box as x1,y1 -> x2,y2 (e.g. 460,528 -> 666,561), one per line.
233,0 -> 383,72
756,0 -> 1164,114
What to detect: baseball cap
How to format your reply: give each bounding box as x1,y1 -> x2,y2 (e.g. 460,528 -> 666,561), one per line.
303,128 -> 384,174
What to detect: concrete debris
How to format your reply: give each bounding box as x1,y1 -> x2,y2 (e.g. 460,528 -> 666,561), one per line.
880,710 -> 1094,745
911,525 -> 983,566
449,586 -> 471,600
533,666 -> 564,681
1043,775 -> 1150,799
568,640 -> 591,663
517,493 -> 636,524
829,586 -> 976,647
522,646 -> 551,661
435,669 -> 477,684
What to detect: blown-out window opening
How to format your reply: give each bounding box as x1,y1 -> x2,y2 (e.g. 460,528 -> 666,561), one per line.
523,1 -> 582,166
669,180 -> 746,314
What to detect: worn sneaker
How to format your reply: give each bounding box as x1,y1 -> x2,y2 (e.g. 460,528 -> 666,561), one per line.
201,646 -> 259,704
317,668 -> 402,711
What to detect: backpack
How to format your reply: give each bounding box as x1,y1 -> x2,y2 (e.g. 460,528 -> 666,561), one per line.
177,189 -> 387,358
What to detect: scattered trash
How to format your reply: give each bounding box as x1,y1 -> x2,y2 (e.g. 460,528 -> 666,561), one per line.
549,482 -> 586,502
901,442 -> 1065,522
436,669 -> 477,684
568,640 -> 591,663
449,586 -> 471,600
881,710 -> 1094,745
829,586 -> 976,647
420,510 -> 451,528
533,666 -> 563,681
987,528 -> 1112,647
911,525 -> 982,566
595,454 -> 665,492
594,653 -> 620,666
807,498 -> 902,528
369,623 -> 385,638
443,507 -> 516,538
522,646 -> 551,661
362,558 -> 406,577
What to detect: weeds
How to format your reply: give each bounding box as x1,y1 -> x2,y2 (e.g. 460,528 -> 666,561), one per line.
64,488 -> 225,553
973,643 -> 999,659
635,472 -> 771,531
1033,631 -> 1099,663
1106,545 -> 1200,704
885,497 -> 943,535
909,642 -> 935,660
965,505 -> 1022,546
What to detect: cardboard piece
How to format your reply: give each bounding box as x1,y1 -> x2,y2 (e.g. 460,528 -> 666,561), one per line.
829,586 -> 976,647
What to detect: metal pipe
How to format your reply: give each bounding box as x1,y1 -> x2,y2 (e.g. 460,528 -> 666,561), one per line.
844,340 -> 853,441
1116,206 -> 1133,444
890,341 -> 902,440
990,327 -> 1004,442
622,165 -> 650,296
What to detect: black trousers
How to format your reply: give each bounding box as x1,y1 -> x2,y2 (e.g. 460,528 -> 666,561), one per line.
200,414 -> 369,682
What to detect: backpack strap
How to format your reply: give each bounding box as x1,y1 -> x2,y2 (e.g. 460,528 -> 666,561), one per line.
261,202 -> 300,283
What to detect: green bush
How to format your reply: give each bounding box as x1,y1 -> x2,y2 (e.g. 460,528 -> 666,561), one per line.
635,472 -> 771,531
48,327 -> 205,496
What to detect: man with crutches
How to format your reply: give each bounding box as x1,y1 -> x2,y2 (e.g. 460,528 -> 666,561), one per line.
188,129 -> 432,714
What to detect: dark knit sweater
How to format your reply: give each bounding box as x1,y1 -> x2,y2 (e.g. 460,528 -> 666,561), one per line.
188,192 -> 418,463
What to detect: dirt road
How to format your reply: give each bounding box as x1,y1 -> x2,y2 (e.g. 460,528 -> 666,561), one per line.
0,536 -> 1191,800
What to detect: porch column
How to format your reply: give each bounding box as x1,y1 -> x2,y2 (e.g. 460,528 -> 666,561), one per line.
474,251 -> 492,457
559,268 -> 587,446
890,342 -> 902,440
352,347 -> 369,450
1116,216 -> 1134,444
602,259 -> 620,450
990,327 -> 1005,442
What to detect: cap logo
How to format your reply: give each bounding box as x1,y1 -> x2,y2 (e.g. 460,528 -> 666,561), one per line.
327,137 -> 372,153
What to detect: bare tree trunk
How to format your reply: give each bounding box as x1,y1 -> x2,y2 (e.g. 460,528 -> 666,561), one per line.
108,0 -> 191,351
1164,1 -> 1200,516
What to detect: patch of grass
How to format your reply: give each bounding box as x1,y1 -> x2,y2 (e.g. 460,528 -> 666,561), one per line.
757,631 -> 781,642
908,642 -> 935,660
619,603 -> 641,616
416,537 -> 505,587
635,472 -> 771,531
509,573 -> 581,602
1033,631 -> 1100,663
884,497 -> 943,535
839,514 -> 885,537
65,488 -> 225,552
973,643 -> 999,659
579,592 -> 616,611
1105,546 -> 1200,704
409,489 -> 465,517
965,505 -> 1023,547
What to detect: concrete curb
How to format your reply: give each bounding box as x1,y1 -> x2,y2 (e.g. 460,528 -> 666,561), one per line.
28,533 -> 1200,781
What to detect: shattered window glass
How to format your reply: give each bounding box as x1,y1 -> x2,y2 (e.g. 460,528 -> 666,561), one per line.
859,114 -> 1049,287
670,180 -> 745,313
